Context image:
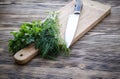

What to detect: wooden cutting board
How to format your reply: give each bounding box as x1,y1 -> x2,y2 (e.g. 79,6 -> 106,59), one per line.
59,0 -> 111,45
14,0 -> 111,64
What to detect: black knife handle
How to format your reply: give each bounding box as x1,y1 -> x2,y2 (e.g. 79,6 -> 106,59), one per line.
74,0 -> 83,14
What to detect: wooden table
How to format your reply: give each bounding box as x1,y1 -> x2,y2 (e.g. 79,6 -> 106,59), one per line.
0,0 -> 120,79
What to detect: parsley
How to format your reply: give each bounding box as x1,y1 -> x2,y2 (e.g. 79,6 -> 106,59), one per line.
9,12 -> 69,59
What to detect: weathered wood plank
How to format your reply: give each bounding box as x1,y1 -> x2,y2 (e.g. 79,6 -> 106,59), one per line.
0,64 -> 120,79
0,0 -> 71,3
0,0 -> 120,78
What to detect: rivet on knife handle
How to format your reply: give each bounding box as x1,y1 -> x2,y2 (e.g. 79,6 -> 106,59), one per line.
74,0 -> 83,14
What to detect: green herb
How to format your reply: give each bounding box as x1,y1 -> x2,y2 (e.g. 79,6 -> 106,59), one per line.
9,12 -> 69,59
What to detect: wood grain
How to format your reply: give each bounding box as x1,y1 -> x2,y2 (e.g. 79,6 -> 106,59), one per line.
13,0 -> 111,64
0,0 -> 120,79
58,0 -> 111,45
14,44 -> 39,64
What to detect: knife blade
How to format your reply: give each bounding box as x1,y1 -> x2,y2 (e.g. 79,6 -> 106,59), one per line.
65,0 -> 83,48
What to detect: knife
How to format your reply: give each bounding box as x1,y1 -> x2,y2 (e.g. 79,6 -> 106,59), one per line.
65,0 -> 83,48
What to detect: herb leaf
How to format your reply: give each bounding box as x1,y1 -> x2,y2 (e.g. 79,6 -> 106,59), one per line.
8,12 -> 69,59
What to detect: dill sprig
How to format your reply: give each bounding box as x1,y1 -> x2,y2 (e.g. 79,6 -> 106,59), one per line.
8,12 -> 69,59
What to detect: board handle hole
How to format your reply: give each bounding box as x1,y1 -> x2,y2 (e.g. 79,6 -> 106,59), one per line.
20,54 -> 23,57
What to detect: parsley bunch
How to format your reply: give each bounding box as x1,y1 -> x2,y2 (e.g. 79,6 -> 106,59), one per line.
9,12 -> 69,59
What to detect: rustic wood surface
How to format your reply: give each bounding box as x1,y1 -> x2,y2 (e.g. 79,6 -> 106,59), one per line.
13,0 -> 111,65
0,0 -> 120,79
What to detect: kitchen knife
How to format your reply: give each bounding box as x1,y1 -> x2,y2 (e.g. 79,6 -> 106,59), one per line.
65,0 -> 83,48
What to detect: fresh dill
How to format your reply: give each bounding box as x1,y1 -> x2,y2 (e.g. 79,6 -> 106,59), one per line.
8,12 -> 69,59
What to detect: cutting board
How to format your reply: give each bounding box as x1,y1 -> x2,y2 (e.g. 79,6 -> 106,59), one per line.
59,0 -> 111,45
14,0 -> 111,64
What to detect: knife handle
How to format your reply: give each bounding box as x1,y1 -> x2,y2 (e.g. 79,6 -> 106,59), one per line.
74,0 -> 83,14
